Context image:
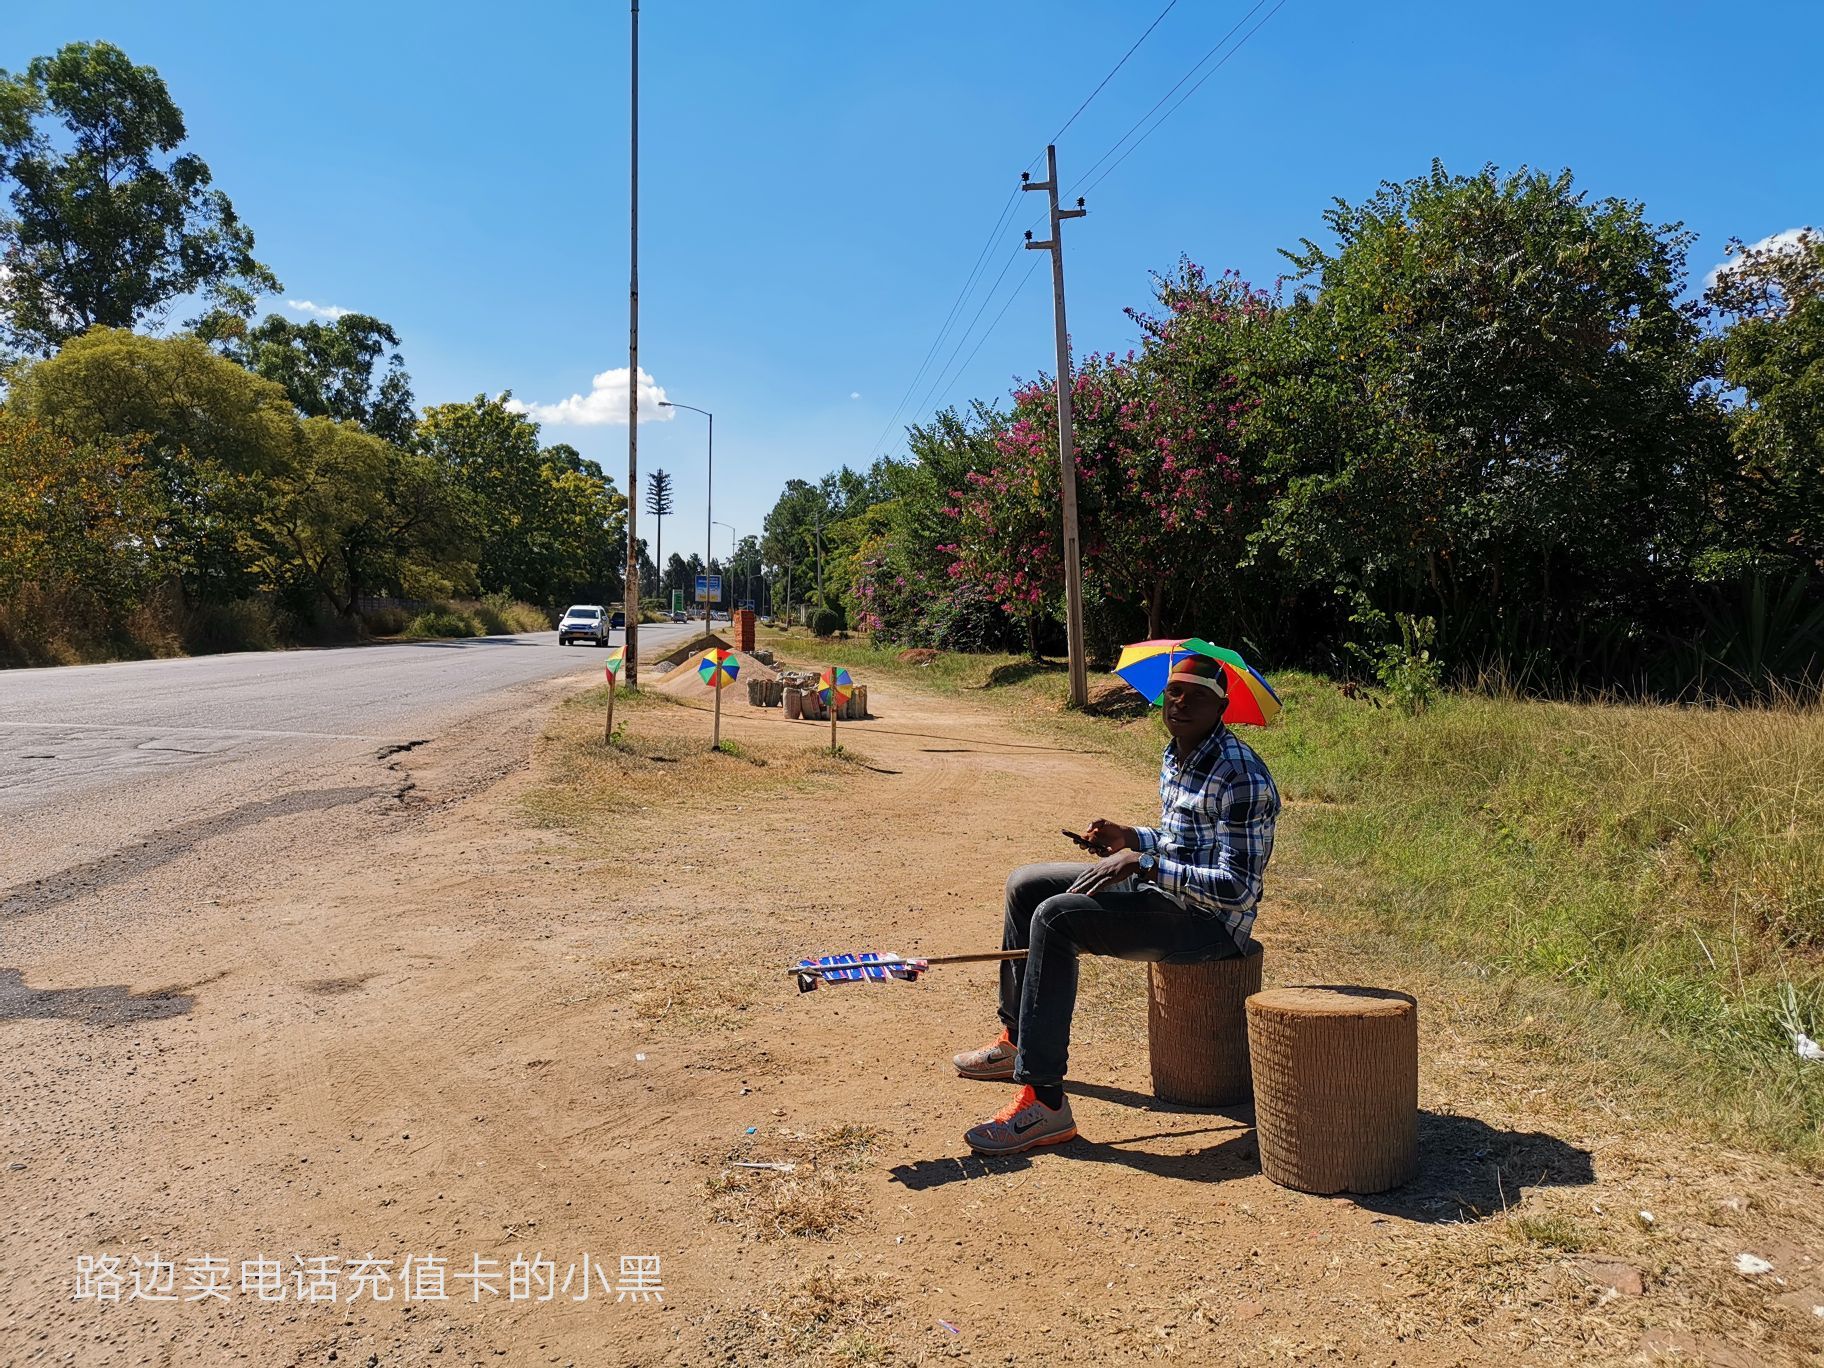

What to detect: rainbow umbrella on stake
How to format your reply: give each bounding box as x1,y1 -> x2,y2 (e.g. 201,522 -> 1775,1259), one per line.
1113,637 -> 1281,726
818,665 -> 854,750
698,649 -> 740,688
699,649 -> 740,749
817,666 -> 854,710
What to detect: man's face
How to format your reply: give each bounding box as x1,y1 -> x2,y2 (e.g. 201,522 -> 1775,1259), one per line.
1162,678 -> 1226,742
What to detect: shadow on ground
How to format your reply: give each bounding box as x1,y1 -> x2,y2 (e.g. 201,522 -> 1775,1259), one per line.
0,967 -> 198,1026
1357,1110 -> 1596,1224
888,1081 -> 1594,1219
1082,682 -> 1151,718
979,659 -> 1066,690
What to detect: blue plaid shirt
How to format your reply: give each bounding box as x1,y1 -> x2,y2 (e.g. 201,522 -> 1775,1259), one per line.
1134,724 -> 1280,945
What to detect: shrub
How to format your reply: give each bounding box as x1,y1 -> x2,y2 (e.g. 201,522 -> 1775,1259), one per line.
183,597 -> 279,654
473,593 -> 548,635
1347,604 -> 1443,716
811,606 -> 843,638
362,605 -> 410,635
408,608 -> 480,638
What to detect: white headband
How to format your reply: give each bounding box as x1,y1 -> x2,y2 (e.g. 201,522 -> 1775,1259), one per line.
1168,671 -> 1228,697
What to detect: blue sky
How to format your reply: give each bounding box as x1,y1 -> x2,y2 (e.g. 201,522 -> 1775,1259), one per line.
8,1 -> 1821,567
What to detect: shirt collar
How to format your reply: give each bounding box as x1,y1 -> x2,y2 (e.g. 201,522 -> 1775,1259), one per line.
1166,722 -> 1227,770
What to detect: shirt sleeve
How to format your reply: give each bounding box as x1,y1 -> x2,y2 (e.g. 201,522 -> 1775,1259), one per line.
1153,763 -> 1277,912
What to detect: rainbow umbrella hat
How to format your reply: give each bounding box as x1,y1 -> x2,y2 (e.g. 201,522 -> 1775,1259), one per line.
1114,637 -> 1281,726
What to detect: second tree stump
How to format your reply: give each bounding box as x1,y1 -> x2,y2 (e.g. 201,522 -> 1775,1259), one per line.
1146,941 -> 1264,1106
1245,986 -> 1418,1194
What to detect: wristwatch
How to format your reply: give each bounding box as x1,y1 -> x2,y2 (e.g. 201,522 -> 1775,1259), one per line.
1137,851 -> 1158,882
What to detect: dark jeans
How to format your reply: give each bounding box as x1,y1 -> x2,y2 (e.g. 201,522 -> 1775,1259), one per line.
1000,862 -> 1244,1087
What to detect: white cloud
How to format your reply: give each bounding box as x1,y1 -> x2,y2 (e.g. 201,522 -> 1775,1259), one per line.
850,391 -> 861,400
505,366 -> 674,427
1705,227 -> 1813,289
285,298 -> 354,320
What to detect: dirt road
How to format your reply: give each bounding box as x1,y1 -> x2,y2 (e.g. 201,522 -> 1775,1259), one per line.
4,658 -> 1821,1366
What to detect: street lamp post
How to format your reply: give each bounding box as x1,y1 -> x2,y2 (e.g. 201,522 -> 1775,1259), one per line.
658,400 -> 712,631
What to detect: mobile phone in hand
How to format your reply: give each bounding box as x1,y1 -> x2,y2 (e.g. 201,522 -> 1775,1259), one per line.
1061,829 -> 1097,852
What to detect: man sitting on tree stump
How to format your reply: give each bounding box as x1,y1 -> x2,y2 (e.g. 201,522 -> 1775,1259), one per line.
951,652 -> 1281,1155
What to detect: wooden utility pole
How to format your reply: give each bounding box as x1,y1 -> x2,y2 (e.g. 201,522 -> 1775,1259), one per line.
1022,145 -> 1089,709
622,0 -> 642,685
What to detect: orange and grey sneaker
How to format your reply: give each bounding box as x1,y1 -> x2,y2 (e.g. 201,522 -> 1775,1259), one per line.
952,1027 -> 1017,1081
964,1085 -> 1077,1156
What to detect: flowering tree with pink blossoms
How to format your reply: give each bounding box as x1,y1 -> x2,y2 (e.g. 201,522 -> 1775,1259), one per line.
945,402 -> 1063,656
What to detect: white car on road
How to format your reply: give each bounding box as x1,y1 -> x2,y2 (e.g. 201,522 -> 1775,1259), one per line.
558,604 -> 611,646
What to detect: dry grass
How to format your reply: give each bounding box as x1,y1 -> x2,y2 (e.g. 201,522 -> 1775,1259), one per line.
704,1124 -> 885,1242
591,953 -> 764,1033
750,1269 -> 900,1363
519,682 -> 873,828
1391,1168 -> 1824,1366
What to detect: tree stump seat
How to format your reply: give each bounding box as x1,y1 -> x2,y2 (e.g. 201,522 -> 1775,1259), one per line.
1145,941 -> 1265,1106
1245,985 -> 1418,1195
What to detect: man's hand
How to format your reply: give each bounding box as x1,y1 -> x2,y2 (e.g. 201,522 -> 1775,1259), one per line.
1085,819 -> 1139,855
1068,848 -> 1144,896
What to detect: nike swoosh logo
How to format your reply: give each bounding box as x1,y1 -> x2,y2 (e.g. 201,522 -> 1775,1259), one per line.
1011,1113 -> 1046,1133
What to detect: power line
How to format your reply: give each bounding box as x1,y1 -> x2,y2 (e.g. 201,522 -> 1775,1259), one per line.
938,254 -> 1045,408
1077,0 -> 1292,200
975,0 -> 1293,427
1045,0 -> 1181,146
1065,0 -> 1274,200
864,184 -> 1024,463
909,242 -> 1026,424
869,2 -> 1187,462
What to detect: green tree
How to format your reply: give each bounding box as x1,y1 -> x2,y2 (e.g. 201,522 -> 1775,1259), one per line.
7,327 -> 302,599
414,397 -> 624,607
1261,161 -> 1724,677
202,311 -> 416,444
0,412 -> 168,604
762,478 -> 833,614
1707,228 -> 1824,576
0,42 -> 278,355
645,467 -> 674,584
252,418 -> 473,616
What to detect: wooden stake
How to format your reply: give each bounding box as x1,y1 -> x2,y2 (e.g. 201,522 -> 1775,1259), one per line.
605,674 -> 616,744
713,678 -> 723,749
829,663 -> 838,753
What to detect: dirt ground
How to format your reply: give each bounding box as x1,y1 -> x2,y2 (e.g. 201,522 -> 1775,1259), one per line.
4,657 -> 1823,1367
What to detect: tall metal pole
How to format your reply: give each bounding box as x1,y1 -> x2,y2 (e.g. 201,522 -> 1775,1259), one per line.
1022,144 -> 1089,708
622,0 -> 642,685
705,411 -> 714,631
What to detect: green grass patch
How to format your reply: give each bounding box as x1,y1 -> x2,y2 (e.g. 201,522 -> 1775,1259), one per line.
1251,678 -> 1824,1160
1507,1212 -> 1594,1253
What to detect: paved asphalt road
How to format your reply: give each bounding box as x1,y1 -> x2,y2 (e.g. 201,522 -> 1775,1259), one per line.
0,623 -> 704,822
